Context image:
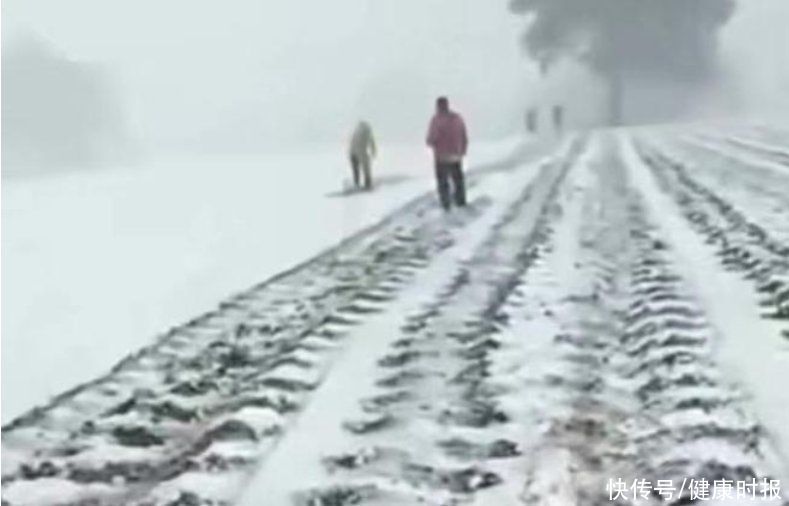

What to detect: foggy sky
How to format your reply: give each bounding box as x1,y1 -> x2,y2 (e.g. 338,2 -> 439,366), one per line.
717,0 -> 789,120
3,0 -> 533,155
3,0 -> 789,160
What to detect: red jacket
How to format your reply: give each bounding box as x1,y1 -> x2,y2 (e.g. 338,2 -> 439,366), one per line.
426,111 -> 468,163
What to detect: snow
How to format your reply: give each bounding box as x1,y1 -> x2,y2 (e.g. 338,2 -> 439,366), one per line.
235,148 -> 550,506
1,137 -> 525,423
4,128 -> 789,505
1,478 -> 115,505
622,133 -> 789,480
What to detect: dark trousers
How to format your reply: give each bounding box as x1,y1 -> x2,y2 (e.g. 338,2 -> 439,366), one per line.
350,154 -> 372,189
434,161 -> 466,210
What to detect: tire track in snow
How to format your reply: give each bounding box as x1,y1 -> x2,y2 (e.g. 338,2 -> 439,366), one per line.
0,144 -> 558,506
622,133 -> 789,504
5,129 -> 788,506
717,134 -> 789,168
632,137 -> 789,328
236,139 -> 587,506
674,134 -> 789,212
489,135 -> 787,505
271,132 -> 789,506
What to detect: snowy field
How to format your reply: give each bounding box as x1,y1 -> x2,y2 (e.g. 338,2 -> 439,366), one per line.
2,126 -> 789,506
1,137 -> 527,424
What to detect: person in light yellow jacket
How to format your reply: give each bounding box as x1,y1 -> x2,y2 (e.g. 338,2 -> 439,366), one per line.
348,120 -> 376,190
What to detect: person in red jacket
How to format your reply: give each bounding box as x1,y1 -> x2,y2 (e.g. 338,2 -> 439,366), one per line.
426,96 -> 468,210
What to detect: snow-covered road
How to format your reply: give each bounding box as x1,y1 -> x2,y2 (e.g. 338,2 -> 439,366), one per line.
2,128 -> 789,505
1,138 -> 529,424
